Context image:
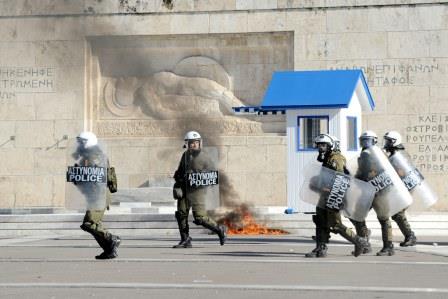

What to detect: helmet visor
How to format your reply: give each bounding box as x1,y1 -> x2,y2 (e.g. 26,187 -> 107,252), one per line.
360,137 -> 375,149
187,139 -> 201,151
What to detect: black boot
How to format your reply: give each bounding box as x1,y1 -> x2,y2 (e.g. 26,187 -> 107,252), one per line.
173,233 -> 192,248
217,225 -> 227,246
305,243 -> 327,258
353,229 -> 371,255
352,236 -> 369,257
306,219 -> 329,258
400,232 -> 417,247
173,211 -> 192,248
349,219 -> 371,254
392,212 -> 417,247
338,228 -> 369,257
377,242 -> 394,256
197,219 -> 227,246
364,229 -> 372,253
96,235 -> 121,260
377,219 -> 394,256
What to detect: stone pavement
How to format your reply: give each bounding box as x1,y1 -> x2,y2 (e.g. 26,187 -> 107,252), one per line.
0,234 -> 447,299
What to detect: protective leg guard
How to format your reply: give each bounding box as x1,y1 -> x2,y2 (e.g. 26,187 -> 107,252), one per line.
377,219 -> 395,256
349,219 -> 370,237
392,212 -> 417,247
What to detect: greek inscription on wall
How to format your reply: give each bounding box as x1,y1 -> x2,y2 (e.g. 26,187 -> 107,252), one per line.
406,114 -> 448,173
0,67 -> 55,101
330,63 -> 439,87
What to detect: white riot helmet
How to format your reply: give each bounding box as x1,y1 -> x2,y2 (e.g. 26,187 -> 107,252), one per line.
184,131 -> 201,141
359,130 -> 377,149
184,131 -> 202,149
383,131 -> 402,149
314,134 -> 334,161
314,134 -> 334,149
329,135 -> 340,151
76,131 -> 98,149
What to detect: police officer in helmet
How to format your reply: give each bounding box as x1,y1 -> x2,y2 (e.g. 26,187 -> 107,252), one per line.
352,130 -> 394,256
383,131 -> 417,247
172,131 -> 227,248
306,134 -> 369,258
75,131 -> 121,259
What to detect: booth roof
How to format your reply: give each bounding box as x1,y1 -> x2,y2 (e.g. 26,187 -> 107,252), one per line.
259,69 -> 375,111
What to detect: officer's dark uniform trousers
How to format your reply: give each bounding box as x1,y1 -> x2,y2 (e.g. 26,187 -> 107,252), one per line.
312,152 -> 363,248
174,150 -> 223,241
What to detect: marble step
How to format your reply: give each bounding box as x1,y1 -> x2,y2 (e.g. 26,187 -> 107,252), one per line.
0,212 -> 447,238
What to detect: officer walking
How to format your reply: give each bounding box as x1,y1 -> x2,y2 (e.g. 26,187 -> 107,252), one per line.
383,131 -> 417,247
172,131 -> 227,248
350,131 -> 394,256
72,131 -> 121,259
306,134 -> 369,258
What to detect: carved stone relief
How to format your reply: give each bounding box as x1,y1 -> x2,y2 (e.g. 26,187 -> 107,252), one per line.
88,33 -> 293,136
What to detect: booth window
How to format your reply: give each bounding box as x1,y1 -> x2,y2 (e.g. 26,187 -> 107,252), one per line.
297,116 -> 329,150
347,116 -> 357,151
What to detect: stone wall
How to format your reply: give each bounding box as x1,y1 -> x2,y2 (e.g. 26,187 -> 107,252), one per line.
0,0 -> 447,209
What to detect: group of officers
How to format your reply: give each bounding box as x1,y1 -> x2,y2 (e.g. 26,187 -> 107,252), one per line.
69,130 -> 227,259
69,129 -> 426,260
306,131 -> 419,258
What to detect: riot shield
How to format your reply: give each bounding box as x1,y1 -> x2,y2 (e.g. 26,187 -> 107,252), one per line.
355,146 -> 413,218
299,161 -> 376,221
184,147 -> 220,211
65,140 -> 108,211
389,150 -> 438,208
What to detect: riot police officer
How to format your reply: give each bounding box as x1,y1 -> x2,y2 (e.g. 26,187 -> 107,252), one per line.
351,131 -> 394,256
306,134 -> 369,258
74,132 -> 121,259
172,131 -> 227,248
384,131 -> 417,247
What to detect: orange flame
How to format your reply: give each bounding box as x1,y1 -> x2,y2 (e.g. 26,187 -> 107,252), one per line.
218,204 -> 288,235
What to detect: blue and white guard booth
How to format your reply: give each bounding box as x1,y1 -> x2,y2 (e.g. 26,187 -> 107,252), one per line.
234,70 -> 376,213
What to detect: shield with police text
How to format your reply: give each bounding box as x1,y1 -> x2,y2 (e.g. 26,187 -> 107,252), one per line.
299,162 -> 376,221
184,147 -> 220,211
389,150 -> 438,209
65,140 -> 108,210
354,146 -> 413,218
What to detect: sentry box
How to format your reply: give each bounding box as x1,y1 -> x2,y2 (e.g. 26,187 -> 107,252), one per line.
233,70 -> 375,213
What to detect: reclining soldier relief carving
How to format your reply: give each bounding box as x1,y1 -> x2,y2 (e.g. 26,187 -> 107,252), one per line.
102,71 -> 244,119
101,55 -> 244,120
